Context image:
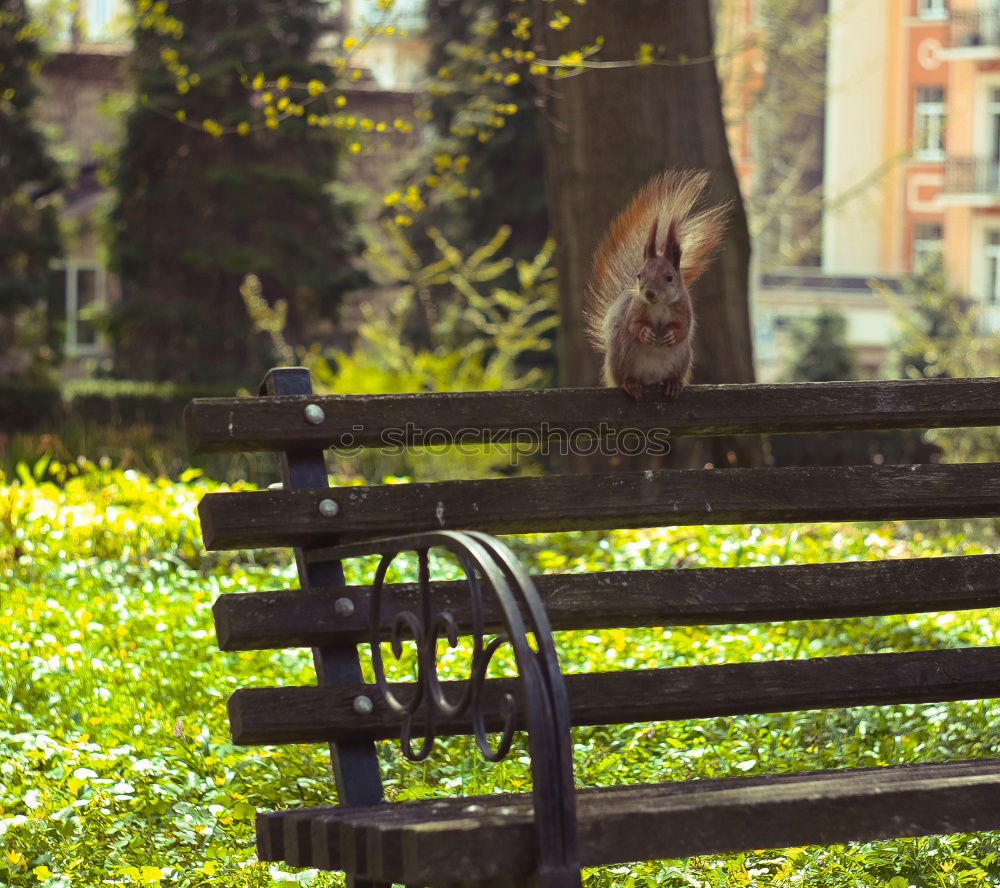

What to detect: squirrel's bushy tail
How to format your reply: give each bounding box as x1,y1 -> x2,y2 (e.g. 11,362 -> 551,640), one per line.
584,169 -> 730,349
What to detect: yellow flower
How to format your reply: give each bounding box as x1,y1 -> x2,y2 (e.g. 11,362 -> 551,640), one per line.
276,75 -> 290,90
237,121 -> 250,135
335,95 -> 347,107
252,72 -> 264,90
308,79 -> 324,96
343,36 -> 358,49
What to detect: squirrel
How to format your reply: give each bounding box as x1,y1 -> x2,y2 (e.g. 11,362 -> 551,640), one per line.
584,169 -> 730,400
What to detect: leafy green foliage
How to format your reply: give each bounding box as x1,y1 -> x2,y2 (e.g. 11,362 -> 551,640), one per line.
411,0 -> 547,266
108,0 -> 367,385
785,309 -> 856,383
0,0 -> 64,381
4,465 -> 1000,886
245,224 -> 559,481
882,264 -> 1000,463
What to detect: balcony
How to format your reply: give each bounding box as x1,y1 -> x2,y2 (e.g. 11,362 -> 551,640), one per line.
940,156 -> 1000,206
941,8 -> 1000,59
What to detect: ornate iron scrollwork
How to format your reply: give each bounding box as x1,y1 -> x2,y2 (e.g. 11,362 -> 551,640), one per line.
367,539 -> 519,763
318,529 -> 580,887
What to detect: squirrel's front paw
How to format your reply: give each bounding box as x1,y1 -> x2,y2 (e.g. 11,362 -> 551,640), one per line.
660,328 -> 679,346
662,377 -> 684,400
636,326 -> 657,345
621,378 -> 643,400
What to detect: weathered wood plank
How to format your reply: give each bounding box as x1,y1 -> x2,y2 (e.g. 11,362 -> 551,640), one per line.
304,794 -> 524,877
213,554 -> 1000,650
265,760 -> 1000,879
184,377 -> 1000,453
228,646 -> 1000,745
403,759 -> 1000,883
198,463 -> 1000,550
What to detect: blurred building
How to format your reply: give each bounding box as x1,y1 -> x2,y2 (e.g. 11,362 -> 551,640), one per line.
31,0 -> 128,371
724,0 -> 1000,381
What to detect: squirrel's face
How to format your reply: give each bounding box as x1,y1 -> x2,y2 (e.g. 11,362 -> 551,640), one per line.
637,256 -> 683,305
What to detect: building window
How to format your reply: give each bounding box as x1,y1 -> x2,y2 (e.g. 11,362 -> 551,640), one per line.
77,0 -> 124,42
349,0 -> 425,29
51,262 -> 105,356
914,86 -> 946,160
987,232 -> 1000,307
917,0 -> 948,20
913,222 -> 943,271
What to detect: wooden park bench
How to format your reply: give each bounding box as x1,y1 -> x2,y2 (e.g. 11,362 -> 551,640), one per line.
184,367 -> 1000,888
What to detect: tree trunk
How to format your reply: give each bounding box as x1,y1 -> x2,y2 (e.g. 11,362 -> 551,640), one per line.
534,2 -> 756,381
533,0 -> 761,467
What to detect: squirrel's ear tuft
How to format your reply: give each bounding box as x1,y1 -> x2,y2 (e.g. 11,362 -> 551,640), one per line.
644,217 -> 660,260
665,219 -> 682,268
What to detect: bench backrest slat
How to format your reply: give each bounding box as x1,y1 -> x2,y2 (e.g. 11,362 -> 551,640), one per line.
198,463 -> 1000,549
184,378 -> 1000,453
213,553 -> 1000,651
227,645 -> 1000,746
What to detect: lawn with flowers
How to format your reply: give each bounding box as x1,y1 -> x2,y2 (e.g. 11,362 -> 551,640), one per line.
4,463 -> 1000,887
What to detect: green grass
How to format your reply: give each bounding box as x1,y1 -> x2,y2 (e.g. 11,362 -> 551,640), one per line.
4,464 -> 1000,887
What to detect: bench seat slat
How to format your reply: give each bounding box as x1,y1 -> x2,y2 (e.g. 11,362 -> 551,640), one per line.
184,378 -> 1000,453
198,463 -> 1000,549
258,759 -> 1000,882
228,646 -> 1000,745
214,554 -> 1000,650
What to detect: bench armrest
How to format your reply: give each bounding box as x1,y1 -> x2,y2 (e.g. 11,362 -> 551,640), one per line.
307,529 -> 580,886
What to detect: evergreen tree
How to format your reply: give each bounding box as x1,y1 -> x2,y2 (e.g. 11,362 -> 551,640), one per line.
887,262 -> 1000,462
786,309 -> 856,382
109,0 -> 365,384
894,260 -> 975,381
0,0 -> 63,380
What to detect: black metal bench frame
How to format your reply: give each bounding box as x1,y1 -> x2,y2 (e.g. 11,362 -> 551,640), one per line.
185,367 -> 1000,888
